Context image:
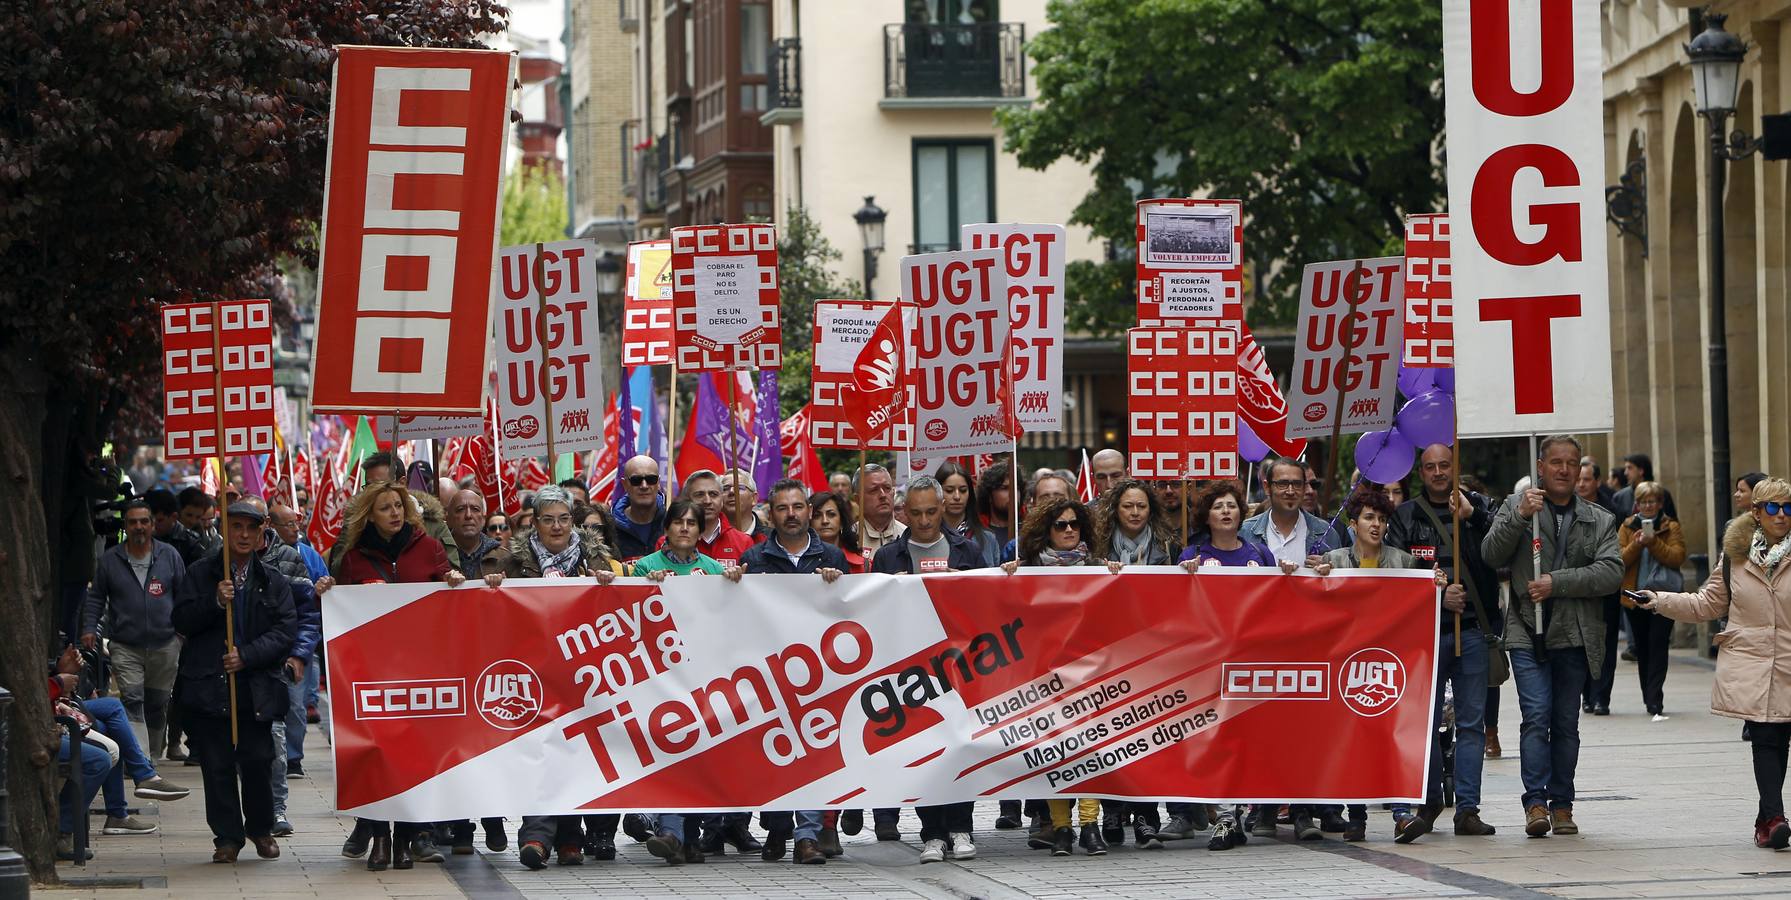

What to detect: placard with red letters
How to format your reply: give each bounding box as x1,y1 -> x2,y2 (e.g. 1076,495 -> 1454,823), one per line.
962,224 -> 1065,432
903,249 -> 1013,456
1134,199 -> 1245,328
1442,1 -> 1612,436
161,300 -> 277,460
809,300 -> 914,451
671,224 -> 781,372
622,239 -> 674,366
1126,327 -> 1239,480
1285,257 -> 1403,441
323,568 -> 1437,819
495,240 -> 605,457
310,46 -> 515,415
1402,214 -> 1453,368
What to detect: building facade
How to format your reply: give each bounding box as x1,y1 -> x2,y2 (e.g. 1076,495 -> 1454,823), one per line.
1599,0 -> 1790,559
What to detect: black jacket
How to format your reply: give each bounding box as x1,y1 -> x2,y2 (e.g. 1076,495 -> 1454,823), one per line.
870,529 -> 988,574
171,550 -> 297,722
740,531 -> 849,574
160,522 -> 210,566
1387,491 -> 1503,633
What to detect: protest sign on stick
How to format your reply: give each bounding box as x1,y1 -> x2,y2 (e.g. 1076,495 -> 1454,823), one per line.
1402,214 -> 1453,368
1134,199 -> 1245,328
809,300 -> 913,451
671,224 -> 781,372
310,46 -> 514,414
903,249 -> 1013,456
162,300 -> 277,460
622,239 -> 675,367
1285,257 -> 1403,441
962,224 -> 1066,432
496,240 -> 605,459
1126,327 -> 1239,481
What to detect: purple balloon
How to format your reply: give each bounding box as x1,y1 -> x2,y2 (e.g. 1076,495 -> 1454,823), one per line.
1432,367 -> 1456,396
1396,390 -> 1456,448
1355,429 -> 1415,484
1237,419 -> 1272,463
1397,365 -> 1436,400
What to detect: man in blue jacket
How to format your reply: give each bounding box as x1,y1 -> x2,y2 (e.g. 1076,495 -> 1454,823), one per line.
612,455 -> 666,562
81,499 -> 186,761
727,479 -> 846,865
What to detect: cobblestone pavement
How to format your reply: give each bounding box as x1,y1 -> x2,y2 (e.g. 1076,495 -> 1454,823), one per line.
45,650 -> 1791,899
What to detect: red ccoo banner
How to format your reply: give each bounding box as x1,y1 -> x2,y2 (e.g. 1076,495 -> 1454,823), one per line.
310,46 -> 515,415
161,300 -> 277,461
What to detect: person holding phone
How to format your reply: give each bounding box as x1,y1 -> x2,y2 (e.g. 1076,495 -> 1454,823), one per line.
1618,482 -> 1686,721
1635,477 -> 1791,850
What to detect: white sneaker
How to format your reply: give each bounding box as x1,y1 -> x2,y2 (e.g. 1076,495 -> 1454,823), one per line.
918,839 -> 946,863
948,832 -> 976,859
1652,713 -> 1670,722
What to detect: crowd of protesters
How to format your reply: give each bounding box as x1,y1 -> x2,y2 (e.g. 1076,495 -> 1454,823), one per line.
58,432 -> 1791,873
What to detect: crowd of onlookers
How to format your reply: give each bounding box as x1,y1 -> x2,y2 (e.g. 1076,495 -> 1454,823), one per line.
60,438 -> 1791,869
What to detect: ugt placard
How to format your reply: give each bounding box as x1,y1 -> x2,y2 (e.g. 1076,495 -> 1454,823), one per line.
962,224 -> 1066,432
162,300 -> 277,460
496,241 -> 605,457
904,249 -> 1012,456
1285,258 -> 1403,441
310,46 -> 514,415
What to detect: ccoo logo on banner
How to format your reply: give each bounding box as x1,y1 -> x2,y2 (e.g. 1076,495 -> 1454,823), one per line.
323,569 -> 1439,820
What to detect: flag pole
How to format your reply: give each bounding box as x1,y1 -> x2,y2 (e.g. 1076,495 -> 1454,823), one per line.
534,242 -> 558,468
1320,260 -> 1367,514
1451,402 -> 1462,657
667,370 -> 681,497
210,302 -> 238,747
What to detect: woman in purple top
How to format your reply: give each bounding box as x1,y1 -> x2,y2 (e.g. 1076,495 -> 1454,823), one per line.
1178,480 -> 1289,572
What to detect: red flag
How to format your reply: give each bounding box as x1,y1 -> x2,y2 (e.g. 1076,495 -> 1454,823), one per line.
838,304 -> 906,441
1236,321 -> 1308,459
464,436 -> 504,519
306,459 -> 347,554
259,454 -> 282,502
291,450 -> 314,507
200,457 -> 220,497
779,405 -> 830,494
995,337 -> 1023,440
590,391 -> 622,502
519,456 -> 550,493
440,438 -> 472,483
1077,449 -> 1095,503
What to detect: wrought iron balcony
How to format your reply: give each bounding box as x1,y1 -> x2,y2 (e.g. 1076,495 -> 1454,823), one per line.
762,37 -> 802,126
882,22 -> 1025,106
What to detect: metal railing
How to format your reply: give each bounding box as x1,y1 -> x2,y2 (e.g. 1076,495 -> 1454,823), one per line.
883,22 -> 1025,100
769,37 -> 801,110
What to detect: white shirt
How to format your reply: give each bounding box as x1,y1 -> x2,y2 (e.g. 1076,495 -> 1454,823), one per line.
859,518 -> 908,559
1264,513 -> 1308,567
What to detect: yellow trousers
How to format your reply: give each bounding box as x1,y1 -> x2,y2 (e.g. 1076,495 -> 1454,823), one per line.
1046,798 -> 1101,827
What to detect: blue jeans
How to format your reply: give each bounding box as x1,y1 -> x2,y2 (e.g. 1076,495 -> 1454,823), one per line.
86,697 -> 156,818
284,673 -> 307,762
1510,645 -> 1588,810
270,720 -> 288,815
59,736 -> 113,833
760,810 -> 823,841
1436,627 -> 1489,813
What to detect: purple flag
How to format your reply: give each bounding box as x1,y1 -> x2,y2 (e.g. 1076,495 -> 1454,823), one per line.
752,370 -> 782,500
694,373 -> 752,473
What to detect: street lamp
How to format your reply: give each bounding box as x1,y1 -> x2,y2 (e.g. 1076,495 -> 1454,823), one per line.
595,251 -> 623,297
1686,12 -> 1761,531
853,195 -> 887,300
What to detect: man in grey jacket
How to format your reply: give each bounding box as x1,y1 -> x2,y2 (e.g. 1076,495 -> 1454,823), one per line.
82,498 -> 187,760
1482,435 -> 1622,838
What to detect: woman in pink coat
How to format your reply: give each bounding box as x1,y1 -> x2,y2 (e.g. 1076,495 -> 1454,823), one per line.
1639,477 -> 1791,850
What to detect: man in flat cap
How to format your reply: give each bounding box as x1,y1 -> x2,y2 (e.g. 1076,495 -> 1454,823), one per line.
171,501 -> 296,864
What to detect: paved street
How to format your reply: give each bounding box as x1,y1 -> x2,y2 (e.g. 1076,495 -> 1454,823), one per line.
47,649 -> 1791,899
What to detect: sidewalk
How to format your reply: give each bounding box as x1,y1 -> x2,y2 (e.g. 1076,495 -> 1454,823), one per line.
42,649 -> 1791,899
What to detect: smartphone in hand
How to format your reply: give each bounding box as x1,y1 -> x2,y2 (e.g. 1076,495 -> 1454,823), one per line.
1621,589 -> 1652,606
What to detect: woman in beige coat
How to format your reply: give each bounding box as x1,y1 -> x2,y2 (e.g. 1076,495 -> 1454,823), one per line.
1639,477 -> 1791,850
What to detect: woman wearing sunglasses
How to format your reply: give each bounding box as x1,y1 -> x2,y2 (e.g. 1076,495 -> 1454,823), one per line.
1000,496 -> 1114,857
1617,481 -> 1686,721
1637,477 -> 1791,850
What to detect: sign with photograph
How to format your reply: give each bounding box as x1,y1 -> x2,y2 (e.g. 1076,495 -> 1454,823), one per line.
671,224 -> 781,372
1134,199 -> 1245,327
962,224 -> 1066,432
1285,258 -> 1403,441
1126,327 -> 1239,480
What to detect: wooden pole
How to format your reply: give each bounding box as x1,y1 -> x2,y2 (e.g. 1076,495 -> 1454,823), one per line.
667,371 -> 681,497
534,242 -> 558,468
858,448 -> 868,552
1529,432 -> 1545,644
1180,478 -> 1189,547
388,409 -> 399,472
1320,261 -> 1367,513
1451,402 -> 1462,657
1010,444 -> 1020,545
211,302 -> 238,747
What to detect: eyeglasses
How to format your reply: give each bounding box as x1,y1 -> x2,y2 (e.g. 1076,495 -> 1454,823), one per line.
1269,480 -> 1303,491
485,523 -> 511,533
537,515 -> 574,527
1052,518 -> 1080,532
1757,501 -> 1791,517
627,474 -> 660,487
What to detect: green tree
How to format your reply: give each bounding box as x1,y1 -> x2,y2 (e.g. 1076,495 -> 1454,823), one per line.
998,0 -> 1444,332
772,205 -> 871,475
0,0 -> 505,880
500,165 -> 570,247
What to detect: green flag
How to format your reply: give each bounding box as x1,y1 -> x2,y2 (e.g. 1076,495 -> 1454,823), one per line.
552,452 -> 575,482
348,416 -> 380,489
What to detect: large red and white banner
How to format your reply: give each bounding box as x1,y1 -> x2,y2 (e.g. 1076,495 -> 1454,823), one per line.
671,224 -> 781,372
1402,214 -> 1453,368
963,224 -> 1065,432
904,249 -> 1012,456
1134,199 -> 1245,328
622,239 -> 674,367
809,300 -> 913,451
324,568 -> 1437,819
1285,258 -> 1403,441
1443,1 -> 1611,436
161,300 -> 277,460
1127,327 -> 1239,480
496,240 -> 605,457
310,46 -> 514,415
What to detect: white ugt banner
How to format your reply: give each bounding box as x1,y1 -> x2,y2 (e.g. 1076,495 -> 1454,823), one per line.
963,224 -> 1067,432
495,240 -> 606,457
1442,0 -> 1612,437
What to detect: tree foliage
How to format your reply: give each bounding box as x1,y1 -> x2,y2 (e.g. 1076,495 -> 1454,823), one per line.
773,205 -> 871,475
998,0 -> 1444,331
0,0 -> 505,881
500,165 -> 570,247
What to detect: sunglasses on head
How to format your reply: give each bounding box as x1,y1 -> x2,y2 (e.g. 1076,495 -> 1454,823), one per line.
1758,501 -> 1791,517
1052,518 -> 1080,532
627,474 -> 660,487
